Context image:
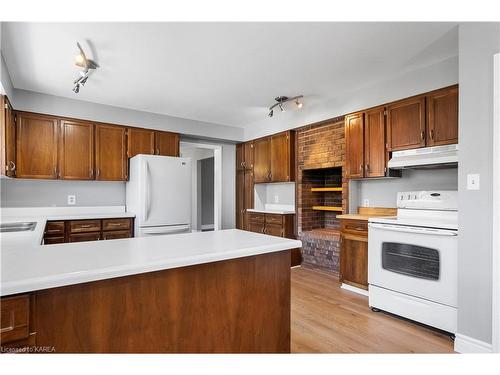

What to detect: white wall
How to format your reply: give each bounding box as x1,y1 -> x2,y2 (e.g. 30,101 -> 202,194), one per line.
244,56 -> 458,141
10,89 -> 244,142
349,169 -> 458,210
181,137 -> 236,230
0,179 -> 125,207
254,182 -> 295,210
457,22 -> 500,347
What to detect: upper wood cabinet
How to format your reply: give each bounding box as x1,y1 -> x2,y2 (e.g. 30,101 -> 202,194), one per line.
387,85 -> 458,151
253,137 -> 271,183
0,96 -> 16,177
427,85 -> 458,146
154,131 -> 179,156
253,131 -> 295,183
345,112 -> 364,179
95,124 -> 128,181
59,120 -> 94,180
15,112 -> 59,179
236,141 -> 254,171
386,95 -> 426,151
270,132 -> 295,182
364,106 -> 386,178
127,128 -> 155,157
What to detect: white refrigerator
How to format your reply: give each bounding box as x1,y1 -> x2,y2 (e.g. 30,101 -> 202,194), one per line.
126,155 -> 192,236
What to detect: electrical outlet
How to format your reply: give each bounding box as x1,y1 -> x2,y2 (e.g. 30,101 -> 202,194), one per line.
67,195 -> 76,205
467,174 -> 480,190
363,199 -> 370,207
274,195 -> 279,203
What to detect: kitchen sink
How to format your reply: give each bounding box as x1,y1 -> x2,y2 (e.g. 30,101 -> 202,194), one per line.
0,222 -> 37,233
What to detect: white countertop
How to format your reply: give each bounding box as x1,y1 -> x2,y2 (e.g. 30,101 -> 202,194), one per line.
246,208 -> 296,215
1,229 -> 302,297
1,206 -> 135,249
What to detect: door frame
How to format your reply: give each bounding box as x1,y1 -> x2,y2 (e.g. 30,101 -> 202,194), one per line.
180,141 -> 222,231
493,53 -> 500,353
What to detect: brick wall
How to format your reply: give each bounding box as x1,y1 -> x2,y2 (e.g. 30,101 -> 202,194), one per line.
296,117 -> 346,274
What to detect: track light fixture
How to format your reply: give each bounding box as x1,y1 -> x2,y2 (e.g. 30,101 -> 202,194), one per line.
268,95 -> 303,117
72,42 -> 99,94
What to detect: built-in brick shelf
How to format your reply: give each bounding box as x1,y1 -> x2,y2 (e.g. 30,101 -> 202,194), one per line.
296,117 -> 347,274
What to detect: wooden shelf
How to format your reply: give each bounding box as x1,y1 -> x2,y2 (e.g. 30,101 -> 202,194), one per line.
310,187 -> 343,192
312,206 -> 343,212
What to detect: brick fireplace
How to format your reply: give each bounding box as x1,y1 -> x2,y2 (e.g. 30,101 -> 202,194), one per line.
296,117 -> 347,274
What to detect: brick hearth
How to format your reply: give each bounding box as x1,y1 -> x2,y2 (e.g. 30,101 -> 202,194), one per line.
296,117 -> 346,274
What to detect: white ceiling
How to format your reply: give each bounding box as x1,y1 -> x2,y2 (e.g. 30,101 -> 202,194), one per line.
1,22 -> 458,129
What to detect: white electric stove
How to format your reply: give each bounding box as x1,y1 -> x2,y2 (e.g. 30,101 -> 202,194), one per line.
368,190 -> 458,334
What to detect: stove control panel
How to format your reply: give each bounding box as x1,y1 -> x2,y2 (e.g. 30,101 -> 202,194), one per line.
397,190 -> 458,211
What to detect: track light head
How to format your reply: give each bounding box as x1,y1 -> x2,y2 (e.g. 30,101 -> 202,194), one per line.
73,84 -> 80,94
296,99 -> 303,109
279,103 -> 285,112
268,109 -> 274,118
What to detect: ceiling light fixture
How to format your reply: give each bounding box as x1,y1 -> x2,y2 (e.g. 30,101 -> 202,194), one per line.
72,42 -> 99,93
268,95 -> 303,118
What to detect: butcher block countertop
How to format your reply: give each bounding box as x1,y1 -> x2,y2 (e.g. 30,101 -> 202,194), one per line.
337,207 -> 397,221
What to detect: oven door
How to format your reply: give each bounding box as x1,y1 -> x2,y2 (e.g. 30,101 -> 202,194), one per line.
368,222 -> 457,307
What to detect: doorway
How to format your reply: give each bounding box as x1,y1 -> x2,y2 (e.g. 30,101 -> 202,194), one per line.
179,141 -> 222,232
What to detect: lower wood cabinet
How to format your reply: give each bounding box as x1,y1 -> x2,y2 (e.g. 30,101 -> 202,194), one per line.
339,219 -> 368,290
246,212 -> 301,266
43,218 -> 134,244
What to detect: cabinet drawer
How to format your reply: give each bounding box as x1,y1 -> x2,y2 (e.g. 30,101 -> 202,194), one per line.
43,236 -> 65,245
44,221 -> 65,236
247,212 -> 265,223
265,214 -> 284,225
69,220 -> 101,233
102,218 -> 131,231
264,223 -> 284,237
341,220 -> 368,235
102,230 -> 131,240
0,294 -> 30,344
68,232 -> 101,243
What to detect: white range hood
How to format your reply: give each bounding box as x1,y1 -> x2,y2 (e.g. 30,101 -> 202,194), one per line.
388,144 -> 458,169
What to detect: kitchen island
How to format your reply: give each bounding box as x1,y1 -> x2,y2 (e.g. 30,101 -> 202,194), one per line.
0,229 -> 301,353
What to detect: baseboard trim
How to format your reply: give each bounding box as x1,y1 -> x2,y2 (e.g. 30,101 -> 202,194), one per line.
454,333 -> 493,353
341,283 -> 369,297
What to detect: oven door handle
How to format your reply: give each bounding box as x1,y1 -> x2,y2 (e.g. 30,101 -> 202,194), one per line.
369,223 -> 457,236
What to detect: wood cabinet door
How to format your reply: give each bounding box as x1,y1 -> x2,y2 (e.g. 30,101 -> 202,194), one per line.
236,170 -> 245,229
340,233 -> 368,289
127,128 -> 155,158
270,132 -> 291,182
15,112 -> 59,179
102,230 -> 131,240
386,95 -> 426,151
427,85 -> 458,146
68,232 -> 101,243
265,223 -> 284,237
236,143 -> 245,170
243,170 -> 254,229
95,124 -> 127,181
247,221 -> 265,234
1,96 -> 16,177
364,107 -> 386,178
345,112 -> 364,179
253,137 -> 271,183
155,131 -> 179,156
243,141 -> 254,170
59,120 -> 94,180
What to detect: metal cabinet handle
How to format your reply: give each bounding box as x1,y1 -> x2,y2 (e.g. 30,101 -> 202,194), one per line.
359,164 -> 363,172
420,130 -> 425,141
80,225 -> 93,228
430,129 -> 434,141
365,164 -> 370,172
0,325 -> 14,333
96,169 -> 100,178
8,161 -> 16,171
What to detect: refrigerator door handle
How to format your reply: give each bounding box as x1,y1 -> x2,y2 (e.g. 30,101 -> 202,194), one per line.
141,224 -> 190,235
146,161 -> 152,222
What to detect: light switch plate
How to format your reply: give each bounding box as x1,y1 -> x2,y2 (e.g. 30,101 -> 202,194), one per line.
67,195 -> 76,205
363,199 -> 370,207
274,195 -> 279,203
467,174 -> 480,190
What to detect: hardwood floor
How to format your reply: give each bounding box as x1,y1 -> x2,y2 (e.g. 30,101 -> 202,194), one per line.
291,266 -> 454,353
